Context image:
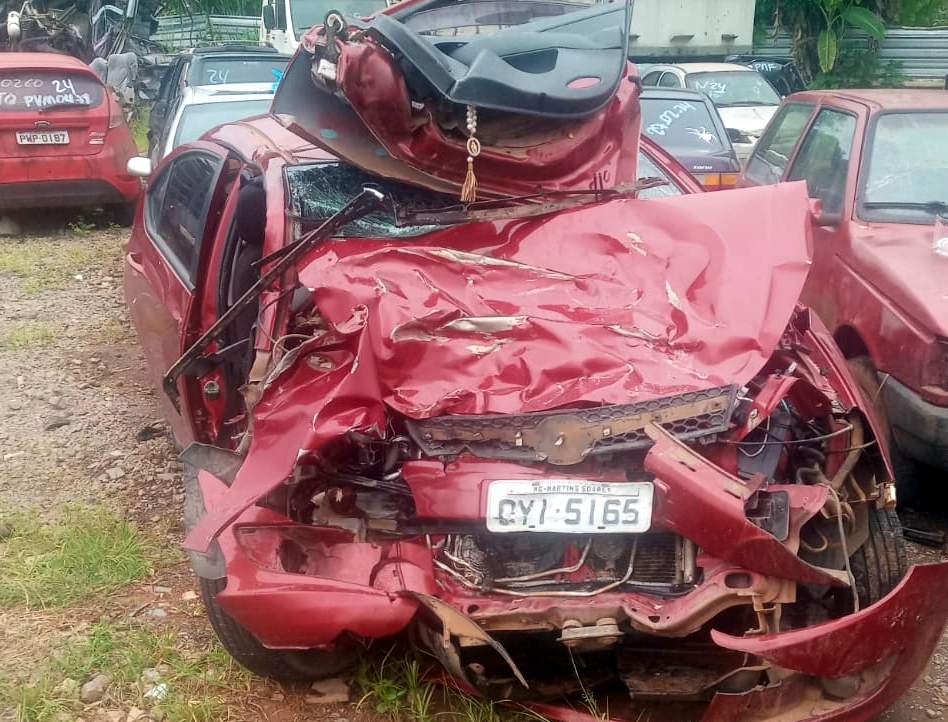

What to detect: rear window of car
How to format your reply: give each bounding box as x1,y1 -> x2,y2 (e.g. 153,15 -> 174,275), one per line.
173,99 -> 272,148
640,98 -> 724,152
193,57 -> 288,87
0,71 -> 103,112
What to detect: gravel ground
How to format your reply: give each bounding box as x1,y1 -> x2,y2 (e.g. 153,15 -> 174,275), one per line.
0,216 -> 946,721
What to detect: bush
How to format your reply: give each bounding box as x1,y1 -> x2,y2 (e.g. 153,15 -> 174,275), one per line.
809,45 -> 905,88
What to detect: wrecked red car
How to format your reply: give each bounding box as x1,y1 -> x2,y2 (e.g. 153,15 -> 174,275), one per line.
124,2 -> 948,720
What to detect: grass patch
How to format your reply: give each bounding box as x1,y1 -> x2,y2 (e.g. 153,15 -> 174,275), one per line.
0,619 -> 253,722
356,649 -> 544,722
0,236 -> 121,294
0,506 -> 153,609
0,322 -> 58,350
129,107 -> 151,154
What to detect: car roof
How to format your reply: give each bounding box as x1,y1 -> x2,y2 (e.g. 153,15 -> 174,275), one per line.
0,52 -> 96,73
662,62 -> 758,74
789,88 -> 948,111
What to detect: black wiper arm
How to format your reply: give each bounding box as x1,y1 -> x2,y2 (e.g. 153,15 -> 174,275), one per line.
863,200 -> 948,213
39,101 -> 91,113
162,186 -> 387,408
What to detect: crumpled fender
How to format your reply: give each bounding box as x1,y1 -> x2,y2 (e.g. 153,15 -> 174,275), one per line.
644,423 -> 847,587
712,562 -> 948,677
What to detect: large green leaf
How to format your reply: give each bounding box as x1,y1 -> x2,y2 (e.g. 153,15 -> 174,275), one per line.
842,6 -> 886,39
817,29 -> 839,72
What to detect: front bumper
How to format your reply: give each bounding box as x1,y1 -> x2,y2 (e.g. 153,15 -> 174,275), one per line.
881,375 -> 948,469
201,462 -> 948,722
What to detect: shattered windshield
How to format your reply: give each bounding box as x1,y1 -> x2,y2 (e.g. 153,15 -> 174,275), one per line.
686,71 -> 780,107
286,163 -> 453,237
859,112 -> 948,225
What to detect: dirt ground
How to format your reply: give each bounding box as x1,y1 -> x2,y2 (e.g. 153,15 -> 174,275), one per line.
0,213 -> 946,722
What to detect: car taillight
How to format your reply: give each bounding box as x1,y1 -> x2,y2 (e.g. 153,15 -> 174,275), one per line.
696,173 -> 739,191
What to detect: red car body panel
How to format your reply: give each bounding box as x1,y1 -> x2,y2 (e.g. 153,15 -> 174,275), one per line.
127,23 -> 947,714
0,52 -> 141,210
184,181 -> 814,552
739,89 -> 948,469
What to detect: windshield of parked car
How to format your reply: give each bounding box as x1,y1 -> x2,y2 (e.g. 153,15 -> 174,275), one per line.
640,98 -> 725,153
173,99 -> 272,148
859,112 -> 948,225
0,70 -> 103,111
195,57 -> 288,87
290,0 -> 387,34
686,71 -> 780,107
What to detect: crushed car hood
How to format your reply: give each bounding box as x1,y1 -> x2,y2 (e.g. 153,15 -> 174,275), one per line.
299,183 -> 813,417
186,181 -> 813,553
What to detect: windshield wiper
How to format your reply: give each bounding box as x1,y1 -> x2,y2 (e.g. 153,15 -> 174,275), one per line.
863,200 -> 948,214
39,101 -> 91,113
393,180 -> 667,227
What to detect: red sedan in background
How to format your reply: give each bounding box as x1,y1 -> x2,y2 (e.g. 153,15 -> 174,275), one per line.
740,90 -> 948,501
0,52 -> 141,221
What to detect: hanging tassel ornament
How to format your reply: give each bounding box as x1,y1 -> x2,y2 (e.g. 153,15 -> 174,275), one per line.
460,105 -> 481,204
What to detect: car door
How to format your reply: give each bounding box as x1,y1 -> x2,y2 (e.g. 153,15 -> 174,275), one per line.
125,145 -> 228,444
742,102 -> 815,187
149,58 -> 183,145
784,104 -> 862,326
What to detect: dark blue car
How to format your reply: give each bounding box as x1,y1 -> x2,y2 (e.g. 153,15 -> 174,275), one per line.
638,88 -> 742,190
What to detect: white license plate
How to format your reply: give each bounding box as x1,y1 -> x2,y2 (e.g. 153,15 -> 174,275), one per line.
16,130 -> 69,145
486,479 -> 653,534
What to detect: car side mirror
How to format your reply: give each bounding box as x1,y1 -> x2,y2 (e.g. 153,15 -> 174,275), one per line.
262,4 -> 275,30
127,156 -> 153,178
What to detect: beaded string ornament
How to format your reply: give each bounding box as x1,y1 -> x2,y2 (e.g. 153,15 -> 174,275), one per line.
460,104 -> 481,203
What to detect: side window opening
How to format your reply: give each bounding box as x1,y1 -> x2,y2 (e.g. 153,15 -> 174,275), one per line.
744,103 -> 814,185
658,72 -> 680,88
787,109 -> 857,215
642,71 -> 661,86
148,151 -> 225,286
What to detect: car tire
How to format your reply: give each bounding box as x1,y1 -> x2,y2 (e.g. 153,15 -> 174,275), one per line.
846,356 -> 923,506
849,506 -> 907,608
199,575 -> 361,681
110,203 -> 136,227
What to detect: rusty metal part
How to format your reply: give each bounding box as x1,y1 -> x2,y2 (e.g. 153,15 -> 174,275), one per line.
407,592 -> 528,688
407,385 -> 737,465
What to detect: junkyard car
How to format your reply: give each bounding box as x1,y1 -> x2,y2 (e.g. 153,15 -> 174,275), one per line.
642,62 -> 782,162
639,88 -> 741,190
0,51 -> 140,219
126,3 -> 948,720
146,44 -> 288,161
144,82 -> 276,165
740,90 -> 948,501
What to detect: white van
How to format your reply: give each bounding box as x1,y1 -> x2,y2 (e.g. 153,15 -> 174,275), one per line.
260,0 -> 390,53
